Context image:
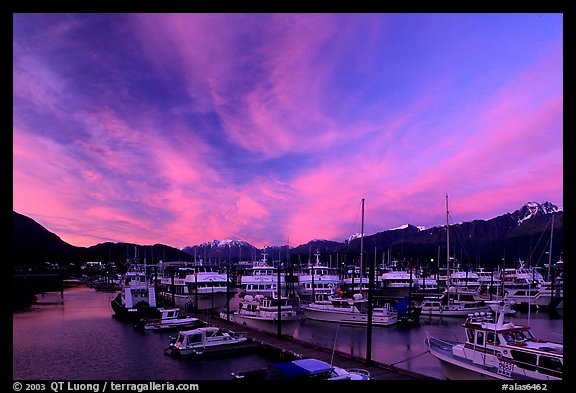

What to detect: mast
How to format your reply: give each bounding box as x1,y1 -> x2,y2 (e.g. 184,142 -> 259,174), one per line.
547,214 -> 555,282
446,194 -> 450,290
360,199 -> 364,293
363,198 -> 374,365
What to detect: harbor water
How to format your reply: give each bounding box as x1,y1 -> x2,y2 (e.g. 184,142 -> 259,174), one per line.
13,284 -> 563,381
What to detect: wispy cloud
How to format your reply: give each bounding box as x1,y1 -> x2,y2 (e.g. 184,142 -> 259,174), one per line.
13,13 -> 563,249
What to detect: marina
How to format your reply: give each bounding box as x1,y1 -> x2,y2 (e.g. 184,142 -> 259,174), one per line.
13,283 -> 563,382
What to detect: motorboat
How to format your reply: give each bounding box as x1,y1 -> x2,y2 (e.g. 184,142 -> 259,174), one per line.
420,290 -> 493,318
425,303 -> 562,380
134,307 -> 205,332
239,253 -> 286,297
219,294 -> 302,336
300,293 -> 398,326
157,261 -> 233,311
232,358 -> 371,380
294,250 -> 340,301
165,326 -> 258,357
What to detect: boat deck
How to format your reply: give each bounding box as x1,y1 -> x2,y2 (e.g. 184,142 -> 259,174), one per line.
186,311 -> 436,380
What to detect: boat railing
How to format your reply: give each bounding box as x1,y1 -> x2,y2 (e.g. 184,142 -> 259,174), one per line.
425,329 -> 462,349
229,330 -> 249,339
346,368 -> 372,379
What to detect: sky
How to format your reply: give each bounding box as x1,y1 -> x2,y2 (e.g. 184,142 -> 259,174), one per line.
12,13 -> 563,250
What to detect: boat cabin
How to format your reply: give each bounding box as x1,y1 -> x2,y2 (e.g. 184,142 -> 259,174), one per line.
461,312 -> 563,378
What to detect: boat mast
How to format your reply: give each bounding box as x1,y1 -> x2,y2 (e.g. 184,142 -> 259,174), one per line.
363,198 -> 374,365
547,214 -> 555,282
360,198 -> 364,293
446,194 -> 451,297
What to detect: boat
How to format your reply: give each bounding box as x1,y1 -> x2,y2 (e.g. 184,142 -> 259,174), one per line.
239,253 -> 286,297
379,262 -> 419,299
165,326 -> 258,357
419,292 -> 493,317
413,274 -> 440,299
419,195 -> 493,318
389,295 -> 422,326
424,303 -> 563,380
448,268 -> 482,292
111,263 -> 159,322
294,250 -> 340,301
300,293 -> 398,326
134,307 -> 205,332
219,294 -> 302,336
157,261 -> 233,311
339,265 -> 371,295
232,358 -> 371,380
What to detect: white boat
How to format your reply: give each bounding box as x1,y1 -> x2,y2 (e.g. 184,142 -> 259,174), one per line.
295,250 -> 340,301
300,293 -> 398,326
414,274 -> 440,297
449,269 -> 481,291
420,293 -> 493,317
379,265 -> 418,299
111,263 -> 159,322
134,307 -> 205,332
232,358 -> 371,380
219,294 -> 302,336
239,253 -> 285,297
425,303 -> 563,380
165,326 -> 257,357
158,261 -> 232,311
340,266 -> 371,294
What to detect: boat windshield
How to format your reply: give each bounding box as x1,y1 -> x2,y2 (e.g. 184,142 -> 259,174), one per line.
502,330 -> 534,343
187,333 -> 203,344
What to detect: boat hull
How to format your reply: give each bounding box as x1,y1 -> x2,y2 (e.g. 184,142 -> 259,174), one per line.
222,312 -> 301,336
111,294 -> 159,322
160,292 -> 231,311
301,307 -> 397,326
419,306 -> 492,317
166,340 -> 259,358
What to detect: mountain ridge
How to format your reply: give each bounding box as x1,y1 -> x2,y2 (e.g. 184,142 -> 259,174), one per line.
12,201 -> 563,267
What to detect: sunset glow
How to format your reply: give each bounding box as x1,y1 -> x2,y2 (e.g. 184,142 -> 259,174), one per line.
13,13 -> 563,249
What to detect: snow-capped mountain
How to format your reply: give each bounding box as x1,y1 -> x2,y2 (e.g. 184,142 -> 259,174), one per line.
13,199 -> 562,268
515,201 -> 560,224
197,239 -> 255,248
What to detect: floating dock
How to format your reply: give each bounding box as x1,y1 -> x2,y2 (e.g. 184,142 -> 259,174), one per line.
186,311 -> 437,380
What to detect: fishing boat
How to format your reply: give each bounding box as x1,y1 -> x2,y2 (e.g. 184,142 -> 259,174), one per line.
219,294 -> 302,336
165,326 -> 258,357
232,358 -> 371,380
424,303 -> 563,380
134,307 -> 205,332
300,293 -> 398,326
111,263 -> 159,322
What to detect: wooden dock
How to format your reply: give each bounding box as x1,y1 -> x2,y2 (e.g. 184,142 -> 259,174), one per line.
189,312 -> 437,380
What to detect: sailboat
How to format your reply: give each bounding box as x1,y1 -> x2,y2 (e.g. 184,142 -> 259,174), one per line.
420,195 -> 491,317
300,199 -> 399,327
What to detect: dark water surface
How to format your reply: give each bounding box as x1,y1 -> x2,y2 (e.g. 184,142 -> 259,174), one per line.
13,285 -> 563,381
12,286 -> 279,380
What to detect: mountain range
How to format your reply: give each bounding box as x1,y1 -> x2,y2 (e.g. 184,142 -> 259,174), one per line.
13,202 -> 563,269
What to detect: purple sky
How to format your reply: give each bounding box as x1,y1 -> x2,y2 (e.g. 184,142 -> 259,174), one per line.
13,13 -> 563,249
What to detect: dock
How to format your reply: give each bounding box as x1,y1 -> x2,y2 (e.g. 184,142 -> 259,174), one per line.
185,311 -> 437,380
